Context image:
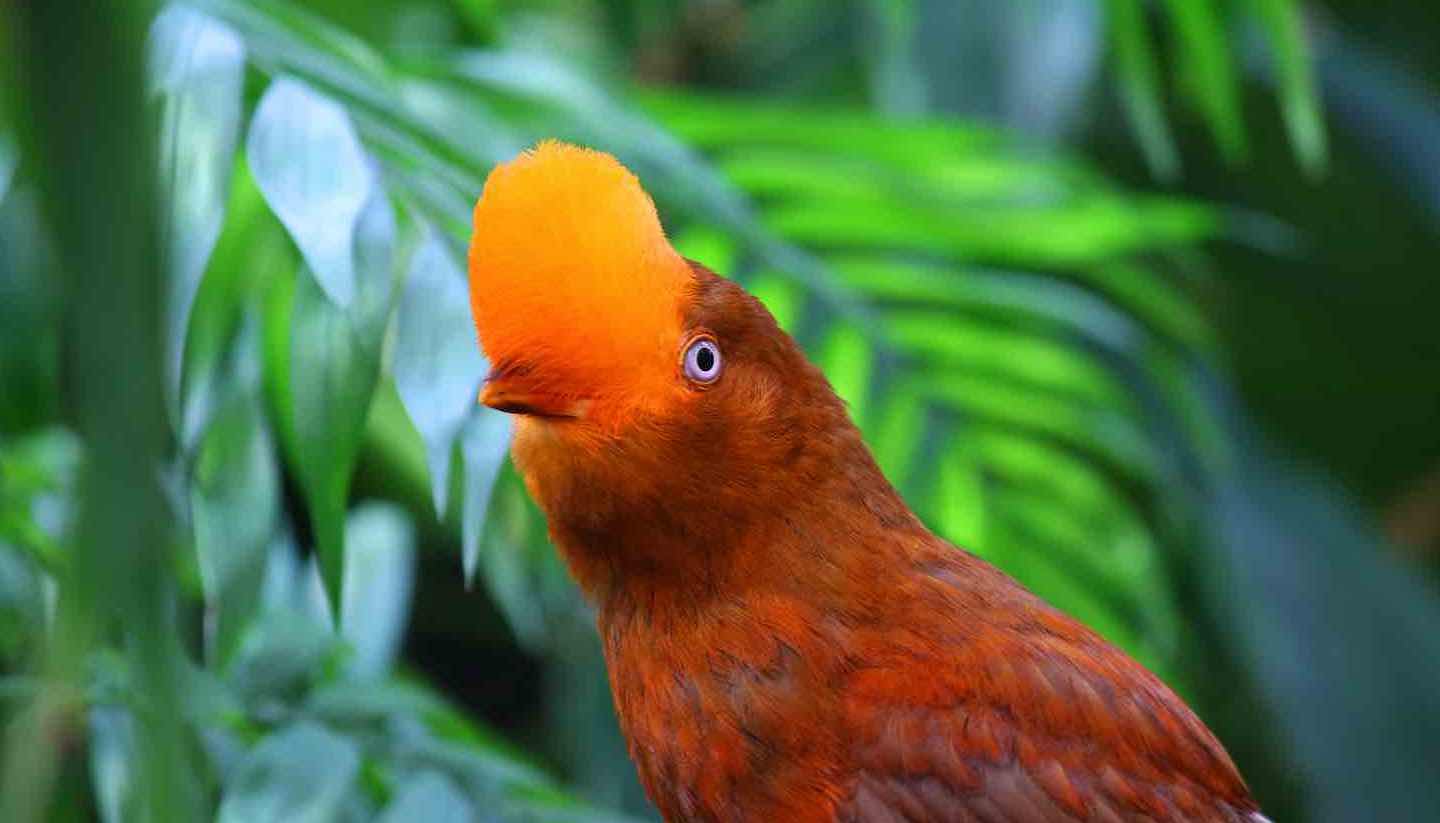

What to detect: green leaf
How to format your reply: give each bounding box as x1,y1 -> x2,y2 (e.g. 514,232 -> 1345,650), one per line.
393,231 -> 486,518
0,132 -> 15,207
672,225 -> 738,275
218,722 -> 361,823
88,707 -> 138,823
248,76 -> 375,308
866,384 -> 929,490
816,323 -> 872,427
1251,0 -> 1328,177
227,603 -> 340,705
0,545 -> 44,663
882,310 -> 1133,410
148,5 -> 246,418
746,270 -> 804,331
1206,432 -> 1440,821
1103,0 -> 1181,179
932,448 -> 986,551
1159,0 -> 1247,162
340,503 -> 415,680
191,391 -> 279,665
378,771 -> 474,823
460,408 -> 512,587
272,167 -> 397,613
289,266 -> 384,612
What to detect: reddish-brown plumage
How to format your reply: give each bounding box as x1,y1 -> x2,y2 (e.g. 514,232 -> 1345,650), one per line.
469,143 -> 1263,822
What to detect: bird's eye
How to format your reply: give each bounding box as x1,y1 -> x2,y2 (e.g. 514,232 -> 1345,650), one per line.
683,337 -> 722,384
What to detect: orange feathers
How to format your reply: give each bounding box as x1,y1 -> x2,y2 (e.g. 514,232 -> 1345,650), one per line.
464,142 -> 1264,822
468,141 -> 692,424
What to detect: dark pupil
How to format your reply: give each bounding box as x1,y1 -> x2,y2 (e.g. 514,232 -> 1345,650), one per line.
695,345 -> 716,373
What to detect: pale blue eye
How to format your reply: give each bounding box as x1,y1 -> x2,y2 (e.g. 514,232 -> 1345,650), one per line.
683,338 -> 722,383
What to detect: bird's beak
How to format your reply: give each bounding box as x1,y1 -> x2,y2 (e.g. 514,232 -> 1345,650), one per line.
479,374 -> 584,420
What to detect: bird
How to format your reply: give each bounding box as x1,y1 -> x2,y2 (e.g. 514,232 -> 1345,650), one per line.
467,140 -> 1266,823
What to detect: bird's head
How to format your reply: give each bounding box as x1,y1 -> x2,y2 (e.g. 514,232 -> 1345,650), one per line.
468,141 -> 899,594
468,141 -> 694,430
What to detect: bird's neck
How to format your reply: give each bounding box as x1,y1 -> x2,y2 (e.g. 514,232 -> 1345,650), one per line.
539,423 -> 928,626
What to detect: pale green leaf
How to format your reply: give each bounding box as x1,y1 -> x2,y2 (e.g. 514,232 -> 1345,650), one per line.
289,266 -> 383,610
393,232 -> 486,517
340,503 -> 415,680
378,772 -> 474,823
0,133 -> 16,208
191,394 -> 279,664
218,722 -> 360,823
88,708 -> 137,823
248,76 -> 374,308
460,408 -> 512,587
149,5 -> 246,416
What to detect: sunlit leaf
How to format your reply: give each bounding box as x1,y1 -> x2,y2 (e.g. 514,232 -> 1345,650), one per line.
218,722 -> 361,823
248,76 -> 375,308
643,91 -> 999,167
933,448 -> 986,550
816,323 -> 872,427
671,225 -> 738,275
883,311 -> 1132,410
746,271 -> 804,332
393,232 -> 486,517
340,503 -> 415,680
866,383 -> 929,489
762,195 -> 1214,268
149,5 -> 246,418
719,149 -> 1074,209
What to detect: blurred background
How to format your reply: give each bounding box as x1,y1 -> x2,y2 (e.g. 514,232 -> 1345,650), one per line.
2,0 -> 1438,820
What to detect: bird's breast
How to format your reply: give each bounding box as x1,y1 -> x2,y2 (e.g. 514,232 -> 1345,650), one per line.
601,593 -> 854,822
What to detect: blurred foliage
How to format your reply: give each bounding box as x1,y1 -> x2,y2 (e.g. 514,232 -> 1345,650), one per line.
1,1 -> 1438,822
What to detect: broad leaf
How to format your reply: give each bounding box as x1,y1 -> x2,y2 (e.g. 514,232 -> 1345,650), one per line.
393,232 -> 486,517
149,5 -> 246,418
248,76 -> 375,308
289,265 -> 384,611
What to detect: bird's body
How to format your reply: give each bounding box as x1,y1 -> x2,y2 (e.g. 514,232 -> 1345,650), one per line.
468,142 -> 1264,822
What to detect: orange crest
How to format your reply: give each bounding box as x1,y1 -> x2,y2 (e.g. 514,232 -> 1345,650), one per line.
468,141 -> 691,420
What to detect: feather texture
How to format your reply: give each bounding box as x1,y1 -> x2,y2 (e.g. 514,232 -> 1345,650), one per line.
467,144 -> 1263,822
